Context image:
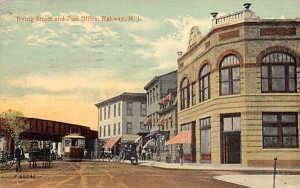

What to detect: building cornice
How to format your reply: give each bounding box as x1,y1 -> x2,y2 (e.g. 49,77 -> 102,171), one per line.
178,20 -> 300,63
144,70 -> 178,90
95,92 -> 146,107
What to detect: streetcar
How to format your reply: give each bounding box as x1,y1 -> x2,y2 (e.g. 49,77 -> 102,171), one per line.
62,134 -> 85,161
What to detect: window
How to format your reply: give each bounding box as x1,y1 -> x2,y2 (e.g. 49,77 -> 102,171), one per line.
103,125 -> 106,137
156,85 -> 159,101
118,103 -> 121,116
114,104 -> 116,117
261,52 -> 296,92
221,114 -> 241,131
200,117 -> 211,162
165,119 -> 168,130
262,112 -> 298,148
220,55 -> 240,95
108,106 -> 110,119
100,108 -> 102,121
147,92 -> 150,106
113,123 -> 116,135
153,88 -> 156,102
191,82 -> 196,106
150,90 -> 152,104
140,122 -> 144,130
181,123 -> 191,131
104,108 -> 106,120
180,78 -> 190,110
199,64 -> 210,102
140,103 -> 147,116
126,122 -> 132,134
118,122 -> 121,135
108,124 -> 111,136
126,102 -> 133,116
99,126 -> 102,137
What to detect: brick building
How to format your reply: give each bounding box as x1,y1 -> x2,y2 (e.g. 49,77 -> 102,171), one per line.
177,4 -> 300,167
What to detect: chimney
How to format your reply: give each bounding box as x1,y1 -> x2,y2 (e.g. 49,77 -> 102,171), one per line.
177,51 -> 183,57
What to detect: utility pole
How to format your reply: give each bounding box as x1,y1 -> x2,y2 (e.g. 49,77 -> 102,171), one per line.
273,157 -> 277,188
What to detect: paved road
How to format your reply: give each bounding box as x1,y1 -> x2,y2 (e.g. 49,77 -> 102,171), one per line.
0,161 -> 246,188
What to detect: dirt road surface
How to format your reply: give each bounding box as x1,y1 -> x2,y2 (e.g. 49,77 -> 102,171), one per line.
0,161 -> 245,188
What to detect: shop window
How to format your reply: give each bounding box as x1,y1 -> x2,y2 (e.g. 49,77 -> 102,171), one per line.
262,112 -> 298,148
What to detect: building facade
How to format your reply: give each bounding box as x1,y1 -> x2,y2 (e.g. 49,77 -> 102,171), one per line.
95,93 -> 147,144
144,70 -> 177,132
177,4 -> 300,167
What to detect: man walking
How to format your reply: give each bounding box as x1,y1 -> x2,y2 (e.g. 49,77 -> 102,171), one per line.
15,143 -> 25,172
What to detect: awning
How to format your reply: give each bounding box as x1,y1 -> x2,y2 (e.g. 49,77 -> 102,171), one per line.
146,130 -> 159,138
164,93 -> 172,101
102,137 -> 121,150
135,136 -> 142,143
157,117 -> 165,126
165,130 -> 191,145
143,138 -> 155,149
159,98 -> 165,105
143,117 -> 151,125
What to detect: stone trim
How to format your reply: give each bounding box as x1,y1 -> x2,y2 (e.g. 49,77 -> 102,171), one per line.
216,49 -> 244,70
197,60 -> 211,80
256,46 -> 300,66
205,40 -> 210,49
260,27 -> 296,36
248,160 -> 300,168
219,30 -> 240,41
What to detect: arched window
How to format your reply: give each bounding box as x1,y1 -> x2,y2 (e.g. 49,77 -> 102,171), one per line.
261,52 -> 296,92
199,64 -> 210,102
220,55 -> 240,95
180,78 -> 190,110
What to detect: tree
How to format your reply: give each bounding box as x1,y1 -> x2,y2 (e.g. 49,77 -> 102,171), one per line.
0,109 -> 30,141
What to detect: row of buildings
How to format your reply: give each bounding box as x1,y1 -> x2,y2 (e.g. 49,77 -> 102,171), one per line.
96,4 -> 300,167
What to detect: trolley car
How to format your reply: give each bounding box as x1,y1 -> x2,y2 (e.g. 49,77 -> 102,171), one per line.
62,134 -> 85,161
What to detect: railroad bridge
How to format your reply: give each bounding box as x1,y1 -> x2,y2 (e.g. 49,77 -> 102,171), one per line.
0,117 -> 98,153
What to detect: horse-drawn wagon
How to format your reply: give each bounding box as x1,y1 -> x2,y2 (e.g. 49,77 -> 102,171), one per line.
28,141 -> 52,168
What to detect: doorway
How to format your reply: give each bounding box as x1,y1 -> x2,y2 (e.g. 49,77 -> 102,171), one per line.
222,131 -> 240,164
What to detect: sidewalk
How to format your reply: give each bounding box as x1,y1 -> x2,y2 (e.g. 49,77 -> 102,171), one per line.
137,160 -> 300,188
93,159 -> 300,188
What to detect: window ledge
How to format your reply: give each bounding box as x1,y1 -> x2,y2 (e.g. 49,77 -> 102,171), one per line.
262,148 -> 300,151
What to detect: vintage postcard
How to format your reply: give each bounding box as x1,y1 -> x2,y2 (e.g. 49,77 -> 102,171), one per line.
0,0 -> 299,187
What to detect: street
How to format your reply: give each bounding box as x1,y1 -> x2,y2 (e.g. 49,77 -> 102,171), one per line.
0,161 -> 245,188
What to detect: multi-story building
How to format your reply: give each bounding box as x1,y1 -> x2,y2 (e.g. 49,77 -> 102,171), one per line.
144,71 -> 177,131
177,4 -> 300,167
143,71 -> 177,158
95,93 -> 147,150
157,88 -> 178,161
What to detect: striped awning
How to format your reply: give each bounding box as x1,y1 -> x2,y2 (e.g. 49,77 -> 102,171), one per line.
143,117 -> 151,125
165,130 -> 191,145
102,137 -> 121,150
157,117 -> 165,126
135,136 -> 142,143
143,138 -> 155,149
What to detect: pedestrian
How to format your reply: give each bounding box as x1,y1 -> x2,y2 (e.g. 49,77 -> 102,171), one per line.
141,148 -> 146,161
84,149 -> 87,159
14,142 -> 25,172
178,144 -> 184,165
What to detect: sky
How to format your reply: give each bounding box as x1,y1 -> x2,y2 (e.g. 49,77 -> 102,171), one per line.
0,0 -> 299,131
